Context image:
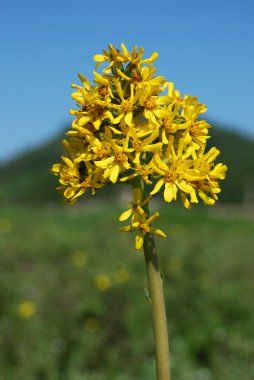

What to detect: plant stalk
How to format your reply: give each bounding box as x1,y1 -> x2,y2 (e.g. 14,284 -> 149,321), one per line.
133,177 -> 171,380
143,233 -> 171,380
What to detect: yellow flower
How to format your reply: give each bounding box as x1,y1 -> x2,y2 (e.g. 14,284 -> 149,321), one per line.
181,147 -> 227,208
94,43 -> 131,73
181,95 -> 207,122
18,301 -> 36,319
119,187 -> 151,221
51,153 -> 104,204
150,152 -> 194,203
71,98 -> 114,131
94,43 -> 160,75
160,105 -> 191,145
70,74 -> 91,104
116,56 -> 165,89
52,43 -> 227,246
182,120 -> 211,151
92,71 -> 113,100
95,274 -> 112,291
95,135 -> 132,183
120,162 -> 154,185
72,251 -> 87,267
110,80 -> 138,127
120,207 -> 166,250
137,84 -> 171,127
128,125 -> 162,165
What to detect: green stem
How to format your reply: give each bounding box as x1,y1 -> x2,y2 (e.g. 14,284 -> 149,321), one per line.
133,178 -> 171,380
143,234 -> 171,380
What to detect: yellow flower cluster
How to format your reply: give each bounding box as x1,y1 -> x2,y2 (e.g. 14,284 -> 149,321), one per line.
18,300 -> 37,318
51,44 -> 227,249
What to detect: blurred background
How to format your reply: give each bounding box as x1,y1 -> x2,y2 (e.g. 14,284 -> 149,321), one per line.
1,1 -> 254,379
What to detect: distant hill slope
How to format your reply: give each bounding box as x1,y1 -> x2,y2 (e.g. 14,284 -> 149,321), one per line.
0,125 -> 253,204
207,127 -> 254,204
0,134 -> 65,204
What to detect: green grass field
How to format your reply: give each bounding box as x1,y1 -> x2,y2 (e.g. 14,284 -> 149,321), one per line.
0,202 -> 253,380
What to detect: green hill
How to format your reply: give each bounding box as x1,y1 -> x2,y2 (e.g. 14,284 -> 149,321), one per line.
0,124 -> 253,204
206,127 -> 254,204
0,134 -> 65,204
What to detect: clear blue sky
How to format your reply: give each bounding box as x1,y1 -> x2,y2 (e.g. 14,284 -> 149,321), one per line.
1,0 -> 253,162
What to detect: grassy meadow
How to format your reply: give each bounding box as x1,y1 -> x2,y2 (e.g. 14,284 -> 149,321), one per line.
0,201 -> 254,380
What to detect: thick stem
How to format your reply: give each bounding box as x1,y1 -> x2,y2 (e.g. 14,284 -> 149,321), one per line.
132,177 -> 171,379
143,234 -> 171,380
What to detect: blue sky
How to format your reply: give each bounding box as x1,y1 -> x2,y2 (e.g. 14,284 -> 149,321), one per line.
1,0 -> 253,162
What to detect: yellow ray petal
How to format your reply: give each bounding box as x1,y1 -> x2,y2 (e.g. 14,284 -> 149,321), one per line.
150,179 -> 164,195
119,208 -> 133,221
110,164 -> 120,183
149,227 -> 167,239
164,183 -> 174,202
147,212 -> 160,225
94,54 -> 106,62
119,226 -> 133,232
135,232 -> 145,250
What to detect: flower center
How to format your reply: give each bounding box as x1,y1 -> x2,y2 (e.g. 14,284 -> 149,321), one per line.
82,177 -> 93,188
121,100 -> 133,113
189,123 -> 199,136
96,148 -> 109,160
139,222 -> 149,234
138,165 -> 150,176
164,118 -> 178,133
191,181 -> 200,189
91,104 -> 104,116
164,170 -> 178,182
98,86 -> 109,97
115,152 -> 128,163
81,104 -> 89,112
132,139 -> 143,152
144,96 -> 157,110
132,70 -> 143,82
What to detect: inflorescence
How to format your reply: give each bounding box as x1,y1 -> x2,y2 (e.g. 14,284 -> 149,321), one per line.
51,44 -> 227,249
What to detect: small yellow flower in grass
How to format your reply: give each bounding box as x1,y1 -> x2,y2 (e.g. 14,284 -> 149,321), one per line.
72,251 -> 87,267
120,207 -> 166,250
114,268 -> 130,284
18,301 -> 36,319
84,317 -> 101,333
95,274 -> 112,291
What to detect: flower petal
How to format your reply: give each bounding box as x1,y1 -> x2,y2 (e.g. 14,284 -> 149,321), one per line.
110,165 -> 120,183
150,179 -> 164,195
135,232 -> 145,250
149,227 -> 167,239
119,208 -> 133,221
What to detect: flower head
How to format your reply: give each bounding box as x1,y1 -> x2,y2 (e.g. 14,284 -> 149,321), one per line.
51,43 -> 227,247
18,301 -> 36,319
120,207 -> 166,250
